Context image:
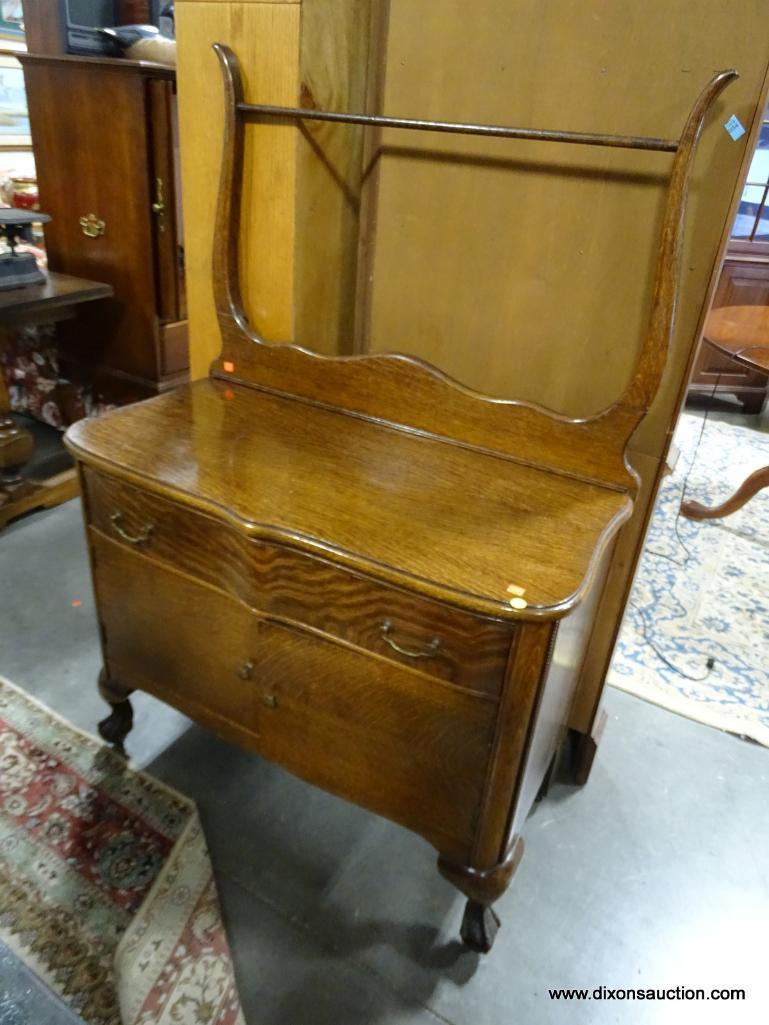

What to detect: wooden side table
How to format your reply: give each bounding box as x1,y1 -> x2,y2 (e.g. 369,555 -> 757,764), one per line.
0,272 -> 113,530
682,305 -> 769,520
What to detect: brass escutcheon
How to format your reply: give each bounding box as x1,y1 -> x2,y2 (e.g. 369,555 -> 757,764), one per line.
79,213 -> 106,238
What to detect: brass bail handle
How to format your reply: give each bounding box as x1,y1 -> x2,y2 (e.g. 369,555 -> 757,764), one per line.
110,512 -> 153,545
380,621 -> 441,659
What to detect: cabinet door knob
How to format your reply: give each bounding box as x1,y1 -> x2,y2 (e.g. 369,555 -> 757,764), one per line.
237,661 -> 255,680
260,693 -> 278,709
79,213 -> 106,238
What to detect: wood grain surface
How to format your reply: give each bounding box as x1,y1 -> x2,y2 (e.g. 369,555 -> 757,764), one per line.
67,378 -> 632,618
83,467 -> 513,695
0,273 -> 112,321
93,531 -> 494,856
701,304 -> 769,373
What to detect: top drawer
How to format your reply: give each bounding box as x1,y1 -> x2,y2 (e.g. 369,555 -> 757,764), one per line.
82,468 -> 513,697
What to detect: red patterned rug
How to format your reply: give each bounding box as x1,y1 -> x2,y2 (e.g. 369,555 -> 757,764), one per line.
0,676 -> 244,1025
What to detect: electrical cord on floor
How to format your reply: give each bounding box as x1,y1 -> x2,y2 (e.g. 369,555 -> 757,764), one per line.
646,343 -> 766,568
629,599 -> 716,682
630,363 -> 735,678
631,343 -> 768,679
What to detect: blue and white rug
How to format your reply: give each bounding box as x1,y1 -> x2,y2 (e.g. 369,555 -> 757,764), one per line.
609,412 -> 769,747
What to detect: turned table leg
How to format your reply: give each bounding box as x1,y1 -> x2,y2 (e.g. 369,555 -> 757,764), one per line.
97,668 -> 134,755
681,465 -> 769,520
438,836 -> 525,953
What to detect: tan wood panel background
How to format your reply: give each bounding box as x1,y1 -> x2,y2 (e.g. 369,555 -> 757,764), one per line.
176,0 -> 300,377
177,0 -> 379,371
294,0 -> 377,355
361,0 -> 768,458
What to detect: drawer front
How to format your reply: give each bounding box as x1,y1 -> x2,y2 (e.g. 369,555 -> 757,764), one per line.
92,533 -> 496,852
83,468 -> 512,696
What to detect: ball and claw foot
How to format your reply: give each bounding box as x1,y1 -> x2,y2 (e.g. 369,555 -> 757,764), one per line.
460,900 -> 501,954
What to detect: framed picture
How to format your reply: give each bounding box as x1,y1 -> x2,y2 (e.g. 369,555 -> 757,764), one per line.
0,54 -> 29,147
0,1 -> 24,42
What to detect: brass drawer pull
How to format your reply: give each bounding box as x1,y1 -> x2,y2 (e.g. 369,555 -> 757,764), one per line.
380,620 -> 441,659
110,512 -> 153,545
238,661 -> 255,680
79,213 -> 106,238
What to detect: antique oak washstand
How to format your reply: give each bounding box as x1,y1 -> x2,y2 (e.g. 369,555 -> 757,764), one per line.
65,45 -> 735,952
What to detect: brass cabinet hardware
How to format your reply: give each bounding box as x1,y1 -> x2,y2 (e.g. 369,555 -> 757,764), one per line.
79,213 -> 106,238
110,512 -> 153,545
260,693 -> 278,709
380,620 -> 441,659
151,177 -> 166,232
238,661 -> 255,680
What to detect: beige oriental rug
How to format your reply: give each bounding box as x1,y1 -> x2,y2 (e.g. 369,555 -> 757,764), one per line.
609,412 -> 769,747
0,675 -> 245,1025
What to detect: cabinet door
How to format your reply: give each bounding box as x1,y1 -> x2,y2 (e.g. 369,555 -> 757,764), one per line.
23,61 -> 160,386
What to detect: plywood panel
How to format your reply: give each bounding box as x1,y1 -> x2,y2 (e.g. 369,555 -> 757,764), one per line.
293,0 -> 376,354
176,0 -> 300,379
362,0 -> 767,453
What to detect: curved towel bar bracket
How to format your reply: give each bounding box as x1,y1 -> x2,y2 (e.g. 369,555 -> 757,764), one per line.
209,41 -> 737,492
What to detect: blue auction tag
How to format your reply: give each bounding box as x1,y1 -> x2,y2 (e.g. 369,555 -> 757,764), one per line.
724,114 -> 746,141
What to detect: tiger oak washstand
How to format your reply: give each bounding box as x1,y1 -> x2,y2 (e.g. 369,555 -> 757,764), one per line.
65,45 -> 735,952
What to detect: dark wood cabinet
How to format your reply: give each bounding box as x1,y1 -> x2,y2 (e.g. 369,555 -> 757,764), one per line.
689,257 -> 769,411
20,54 -> 188,405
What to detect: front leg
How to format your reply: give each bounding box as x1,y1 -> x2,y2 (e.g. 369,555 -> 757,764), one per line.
438,835 -> 524,953
97,668 -> 134,756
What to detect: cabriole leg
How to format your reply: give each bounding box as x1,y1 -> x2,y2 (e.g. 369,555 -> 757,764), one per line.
438,835 -> 524,954
97,667 -> 134,756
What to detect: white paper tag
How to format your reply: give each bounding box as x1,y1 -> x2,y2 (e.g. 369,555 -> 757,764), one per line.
724,114 -> 746,141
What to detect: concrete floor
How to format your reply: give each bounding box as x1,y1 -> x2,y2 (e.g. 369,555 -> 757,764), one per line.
2,497 -> 769,1025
